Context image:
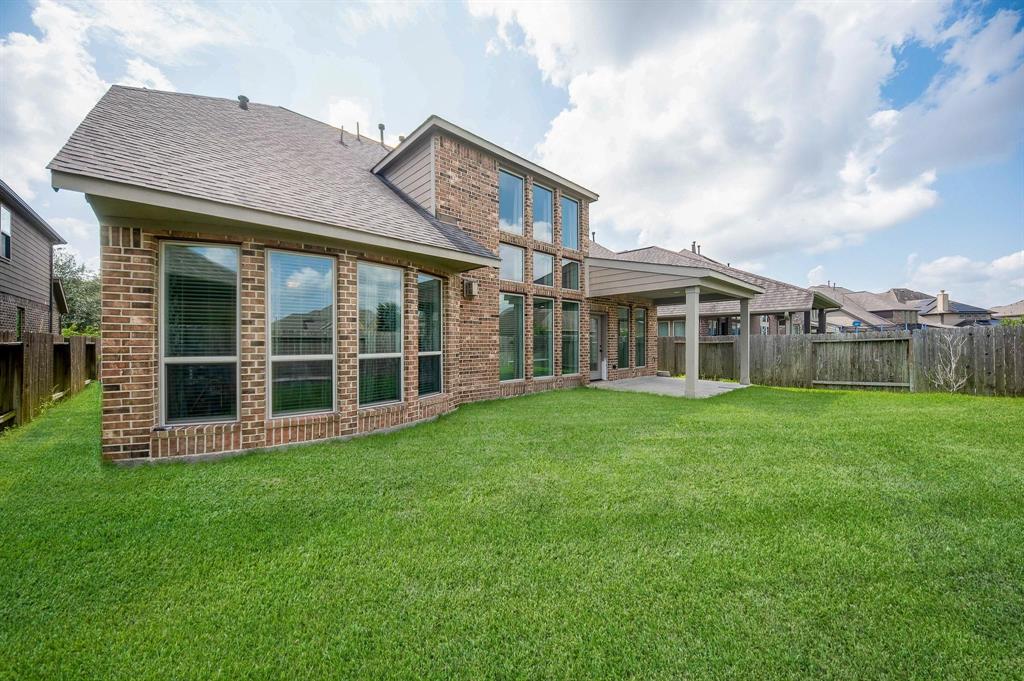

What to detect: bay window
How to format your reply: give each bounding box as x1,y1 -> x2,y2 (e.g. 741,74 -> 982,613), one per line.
533,298 -> 553,378
499,293 -> 524,381
358,263 -> 403,406
561,301 -> 579,375
417,274 -> 443,396
161,242 -> 239,425
267,250 -> 334,417
499,170 -> 524,235
635,308 -> 647,367
561,196 -> 579,250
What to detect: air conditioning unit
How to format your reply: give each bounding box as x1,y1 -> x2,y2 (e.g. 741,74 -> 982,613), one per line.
463,280 -> 479,298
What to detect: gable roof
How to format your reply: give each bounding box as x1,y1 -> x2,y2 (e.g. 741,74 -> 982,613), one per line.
808,286 -> 893,327
843,290 -> 920,313
48,86 -> 494,267
603,246 -> 838,317
991,300 -> 1024,318
0,178 -> 66,244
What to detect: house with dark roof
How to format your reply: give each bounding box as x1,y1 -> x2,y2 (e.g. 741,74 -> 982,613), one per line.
51,86 -> 762,461
0,179 -> 68,336
590,243 -> 839,336
808,285 -> 923,332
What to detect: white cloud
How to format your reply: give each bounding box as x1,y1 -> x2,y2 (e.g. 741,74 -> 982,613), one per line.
286,266 -> 332,291
807,265 -> 827,287
49,216 -> 95,241
470,2 -> 1023,262
340,1 -> 427,37
121,58 -> 175,91
326,96 -> 372,130
905,250 -> 1024,307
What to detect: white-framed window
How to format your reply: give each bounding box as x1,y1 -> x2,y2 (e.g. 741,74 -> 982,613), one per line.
635,308 -> 647,367
1,203 -> 11,259
561,195 -> 580,250
417,274 -> 443,396
499,293 -> 524,381
499,243 -> 524,282
672,320 -> 685,337
708,319 -> 720,336
561,258 -> 580,290
658,321 -> 669,337
267,250 -> 335,418
533,251 -> 554,286
160,242 -> 240,425
760,315 -> 770,335
532,183 -> 553,243
499,169 -> 524,235
533,297 -> 554,378
561,301 -> 580,375
358,262 -> 403,407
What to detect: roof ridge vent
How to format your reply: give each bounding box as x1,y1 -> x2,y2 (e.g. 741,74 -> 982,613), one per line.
237,95 -> 249,110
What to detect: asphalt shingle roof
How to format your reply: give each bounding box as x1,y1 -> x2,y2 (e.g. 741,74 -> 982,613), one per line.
48,86 -> 493,261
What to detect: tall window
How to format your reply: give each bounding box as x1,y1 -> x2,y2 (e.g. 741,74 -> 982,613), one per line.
533,298 -> 554,378
532,184 -> 553,242
418,274 -> 443,396
267,251 -> 334,417
161,243 -> 239,425
533,252 -> 554,286
617,306 -> 629,367
499,243 -> 524,282
561,196 -> 579,250
499,170 -> 524,235
499,293 -> 524,381
358,263 -> 403,406
561,301 -> 579,375
673,320 -> 685,337
635,308 -> 647,367
0,204 -> 11,259
561,259 -> 580,290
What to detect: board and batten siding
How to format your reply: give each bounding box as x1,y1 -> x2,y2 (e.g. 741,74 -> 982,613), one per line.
380,137 -> 434,214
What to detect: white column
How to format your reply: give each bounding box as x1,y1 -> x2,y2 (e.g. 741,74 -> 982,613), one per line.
739,297 -> 750,385
685,286 -> 700,398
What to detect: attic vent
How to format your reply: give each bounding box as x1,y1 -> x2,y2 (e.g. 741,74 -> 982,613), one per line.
237,95 -> 249,110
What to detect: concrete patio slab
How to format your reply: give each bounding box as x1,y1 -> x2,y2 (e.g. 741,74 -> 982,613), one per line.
589,376 -> 748,399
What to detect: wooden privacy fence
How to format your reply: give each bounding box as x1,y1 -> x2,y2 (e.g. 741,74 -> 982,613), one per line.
657,326 -> 1024,396
0,331 -> 99,431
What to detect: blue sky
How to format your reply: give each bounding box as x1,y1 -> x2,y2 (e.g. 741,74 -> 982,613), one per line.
1,0 -> 1021,306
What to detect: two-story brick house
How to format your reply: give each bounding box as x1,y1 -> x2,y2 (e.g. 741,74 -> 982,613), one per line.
50,86 -> 759,461
0,179 -> 68,336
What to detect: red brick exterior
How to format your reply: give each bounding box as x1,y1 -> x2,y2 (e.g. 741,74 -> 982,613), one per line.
98,133 -> 657,461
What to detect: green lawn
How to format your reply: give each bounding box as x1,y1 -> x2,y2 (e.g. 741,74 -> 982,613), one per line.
1,385 -> 1022,679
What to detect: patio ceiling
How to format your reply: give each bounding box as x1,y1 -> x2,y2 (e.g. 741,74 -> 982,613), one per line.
586,256 -> 764,304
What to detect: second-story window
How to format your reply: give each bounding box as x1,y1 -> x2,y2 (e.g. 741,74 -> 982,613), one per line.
499,170 -> 524,235
561,259 -> 580,290
561,196 -> 579,250
499,243 -> 524,282
533,252 -> 553,286
532,184 -> 553,243
1,204 -> 11,259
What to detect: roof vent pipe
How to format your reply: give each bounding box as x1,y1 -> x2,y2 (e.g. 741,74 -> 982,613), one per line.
356,122 -> 361,141
697,244 -> 702,255
378,123 -> 385,146
339,125 -> 346,145
237,95 -> 249,110
691,240 -> 697,253
399,135 -> 406,143
591,231 -> 596,242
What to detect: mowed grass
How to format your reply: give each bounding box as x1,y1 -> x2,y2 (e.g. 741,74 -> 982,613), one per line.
1,385 -> 1022,679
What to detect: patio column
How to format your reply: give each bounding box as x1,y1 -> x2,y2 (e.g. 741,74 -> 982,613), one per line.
739,298 -> 750,385
817,308 -> 827,334
685,285 -> 699,398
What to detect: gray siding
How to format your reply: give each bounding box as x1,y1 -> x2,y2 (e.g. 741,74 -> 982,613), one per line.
381,137 -> 434,213
0,205 -> 53,307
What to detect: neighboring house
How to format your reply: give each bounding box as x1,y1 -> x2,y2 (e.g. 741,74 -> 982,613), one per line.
50,86 -> 761,460
878,289 -> 994,328
808,285 -> 922,332
0,178 -> 68,336
991,300 -> 1024,321
594,244 -> 839,335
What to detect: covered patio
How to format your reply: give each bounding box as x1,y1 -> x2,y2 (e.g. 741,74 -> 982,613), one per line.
587,255 -> 764,397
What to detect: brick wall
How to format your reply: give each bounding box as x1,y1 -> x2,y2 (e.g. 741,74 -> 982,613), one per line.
0,292 -> 50,335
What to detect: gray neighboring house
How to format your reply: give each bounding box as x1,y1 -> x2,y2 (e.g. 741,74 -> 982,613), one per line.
991,300 -> 1024,321
0,178 -> 68,336
880,289 -> 994,328
809,285 -> 923,332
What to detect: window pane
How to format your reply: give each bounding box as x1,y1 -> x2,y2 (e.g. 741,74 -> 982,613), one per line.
635,308 -> 647,367
269,251 -> 333,356
499,244 -> 524,282
561,302 -> 579,375
164,244 -> 238,357
418,354 -> 441,396
618,307 -> 629,367
533,252 -> 553,286
272,360 -> 332,416
418,275 -> 442,353
359,357 -> 401,405
166,362 -> 236,423
532,185 -> 552,242
499,170 -> 524,234
499,294 -> 524,381
358,263 -> 402,355
561,259 -> 579,290
533,299 -> 553,378
658,321 -> 669,337
0,205 -> 10,235
673,320 -> 685,337
561,196 -> 579,250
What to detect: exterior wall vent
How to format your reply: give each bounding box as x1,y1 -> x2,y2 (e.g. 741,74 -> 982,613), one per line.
463,280 -> 479,298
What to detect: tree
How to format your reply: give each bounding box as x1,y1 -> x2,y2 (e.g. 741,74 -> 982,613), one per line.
926,331 -> 969,393
53,248 -> 100,334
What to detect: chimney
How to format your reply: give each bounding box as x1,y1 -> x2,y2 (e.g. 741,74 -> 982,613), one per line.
936,289 -> 950,314
237,95 -> 249,110
378,123 -> 385,146
691,241 -> 697,253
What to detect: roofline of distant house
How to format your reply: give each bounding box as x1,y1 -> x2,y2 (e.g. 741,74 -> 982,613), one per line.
0,178 -> 66,245
50,170 -> 498,270
372,115 -> 600,202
